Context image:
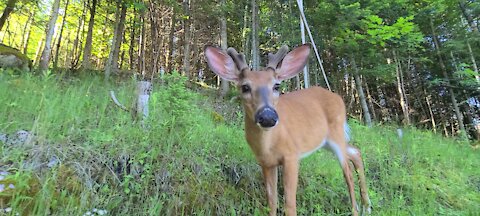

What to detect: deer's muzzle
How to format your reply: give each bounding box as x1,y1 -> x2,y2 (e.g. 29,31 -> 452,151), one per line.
255,106 -> 279,128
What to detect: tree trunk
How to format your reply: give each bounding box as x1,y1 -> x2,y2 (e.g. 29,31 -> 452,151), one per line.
242,4 -> 249,53
430,18 -> 467,138
365,81 -> 376,121
129,11 -> 136,71
71,2 -> 86,68
466,40 -> 480,84
182,0 -> 191,77
105,2 -> 127,80
149,3 -> 159,79
39,0 -> 61,71
425,92 -> 437,133
53,0 -> 70,71
458,1 -> 479,34
0,0 -> 18,32
219,0 -> 229,97
251,0 -> 260,70
166,12 -> 176,73
21,11 -> 34,55
81,0 -> 97,71
138,9 -> 146,77
134,81 -> 152,128
393,50 -> 411,125
34,38 -> 44,66
352,57 -> 372,127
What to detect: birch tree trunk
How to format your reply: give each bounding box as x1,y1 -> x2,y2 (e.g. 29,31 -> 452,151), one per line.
466,41 -> 480,84
182,0 -> 192,77
81,0 -> 97,71
352,57 -> 372,127
251,0 -> 260,70
39,0 -> 61,71
166,12 -> 176,72
393,50 -> 411,125
34,38 -> 44,65
219,0 -> 229,97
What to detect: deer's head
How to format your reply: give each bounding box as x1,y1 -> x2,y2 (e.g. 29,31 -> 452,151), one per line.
205,44 -> 311,129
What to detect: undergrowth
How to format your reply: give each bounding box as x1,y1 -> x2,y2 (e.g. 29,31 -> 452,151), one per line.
0,71 -> 479,215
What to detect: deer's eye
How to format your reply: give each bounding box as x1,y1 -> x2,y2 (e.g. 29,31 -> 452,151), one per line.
273,83 -> 281,92
241,84 -> 251,93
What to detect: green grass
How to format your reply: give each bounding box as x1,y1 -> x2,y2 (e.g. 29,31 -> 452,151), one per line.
0,71 -> 479,215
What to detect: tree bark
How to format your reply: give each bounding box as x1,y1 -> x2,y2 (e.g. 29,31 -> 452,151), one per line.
53,0 -> 70,70
365,81 -> 376,121
166,12 -> 176,73
425,92 -> 437,133
219,0 -> 229,97
466,40 -> 480,84
39,0 -> 61,71
251,0 -> 260,70
129,11 -> 136,71
138,8 -> 146,77
81,0 -> 97,71
105,1 -> 127,80
149,3 -> 159,79
430,18 -> 467,138
458,1 -> 479,34
71,2 -> 86,68
0,0 -> 18,32
182,0 -> 192,77
34,38 -> 44,66
21,11 -> 34,55
351,57 -> 372,127
393,50 -> 411,125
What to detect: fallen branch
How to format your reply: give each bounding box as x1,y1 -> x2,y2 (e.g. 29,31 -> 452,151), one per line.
109,90 -> 129,112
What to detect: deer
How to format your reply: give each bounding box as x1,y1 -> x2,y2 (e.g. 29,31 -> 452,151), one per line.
204,44 -> 372,216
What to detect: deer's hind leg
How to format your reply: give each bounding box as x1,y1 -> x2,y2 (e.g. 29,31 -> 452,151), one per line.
347,145 -> 372,215
326,127 -> 359,216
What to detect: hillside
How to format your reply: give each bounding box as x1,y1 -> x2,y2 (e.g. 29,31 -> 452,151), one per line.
0,72 -> 479,215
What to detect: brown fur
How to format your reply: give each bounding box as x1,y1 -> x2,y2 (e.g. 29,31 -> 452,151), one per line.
205,44 -> 371,216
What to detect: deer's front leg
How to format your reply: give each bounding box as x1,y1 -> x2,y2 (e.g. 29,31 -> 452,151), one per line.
283,157 -> 299,216
262,165 -> 278,216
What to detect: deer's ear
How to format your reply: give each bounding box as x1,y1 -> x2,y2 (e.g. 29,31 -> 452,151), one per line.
204,46 -> 239,82
276,44 -> 311,81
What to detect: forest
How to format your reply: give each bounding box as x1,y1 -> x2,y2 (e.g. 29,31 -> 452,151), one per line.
0,0 -> 479,215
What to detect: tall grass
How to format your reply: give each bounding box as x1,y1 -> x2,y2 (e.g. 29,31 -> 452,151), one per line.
0,71 -> 479,215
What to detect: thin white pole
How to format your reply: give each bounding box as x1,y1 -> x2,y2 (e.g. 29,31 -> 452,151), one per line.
296,0 -> 331,91
299,0 -> 309,88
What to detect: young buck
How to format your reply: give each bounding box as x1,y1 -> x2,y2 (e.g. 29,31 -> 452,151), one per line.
204,44 -> 371,216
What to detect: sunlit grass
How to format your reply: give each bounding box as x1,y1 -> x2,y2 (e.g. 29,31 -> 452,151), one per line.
0,71 -> 479,215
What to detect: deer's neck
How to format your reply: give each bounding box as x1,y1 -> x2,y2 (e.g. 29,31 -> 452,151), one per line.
244,115 -> 279,161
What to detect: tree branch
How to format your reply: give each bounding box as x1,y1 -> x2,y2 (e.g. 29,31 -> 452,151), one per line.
109,90 -> 129,112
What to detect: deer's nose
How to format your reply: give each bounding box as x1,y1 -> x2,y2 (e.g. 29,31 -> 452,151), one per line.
255,106 -> 278,128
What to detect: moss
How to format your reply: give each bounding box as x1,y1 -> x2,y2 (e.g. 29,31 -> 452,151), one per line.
0,44 -> 30,63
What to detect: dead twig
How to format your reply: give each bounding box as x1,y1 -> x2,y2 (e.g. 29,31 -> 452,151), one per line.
109,90 -> 129,112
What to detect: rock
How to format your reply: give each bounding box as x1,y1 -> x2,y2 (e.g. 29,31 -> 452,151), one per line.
0,44 -> 32,72
0,130 -> 34,146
